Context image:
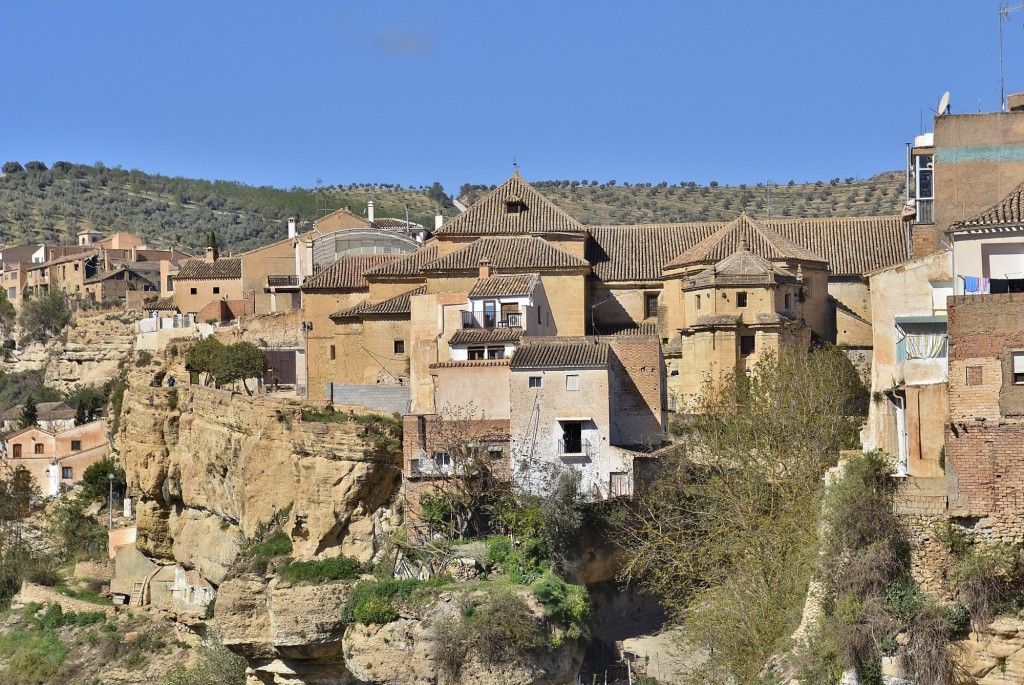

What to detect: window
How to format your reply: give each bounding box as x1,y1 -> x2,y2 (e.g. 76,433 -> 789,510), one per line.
560,422 -> 582,454
695,294 -> 701,310
12,444 -> 21,459
213,286 -> 221,295
610,472 -> 629,497
737,292 -> 748,308
784,293 -> 792,310
61,467 -> 72,480
34,443 -> 44,455
71,440 -> 81,451
74,263 -> 79,271
468,347 -> 485,360
740,335 -> 756,356
394,340 -> 405,354
537,305 -> 542,325
529,376 -> 542,388
566,374 -> 580,391
967,366 -> 983,386
1014,352 -> 1024,385
190,287 -> 197,295
645,293 -> 659,319
487,347 -> 505,360
329,345 -> 336,361
483,300 -> 497,328
432,452 -> 452,468
505,200 -> 527,214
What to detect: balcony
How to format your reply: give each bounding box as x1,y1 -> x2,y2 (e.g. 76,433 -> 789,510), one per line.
461,310 -> 523,329
558,438 -> 593,459
266,275 -> 301,289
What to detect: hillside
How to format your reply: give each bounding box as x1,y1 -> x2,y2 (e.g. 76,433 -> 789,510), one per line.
0,161 -> 906,254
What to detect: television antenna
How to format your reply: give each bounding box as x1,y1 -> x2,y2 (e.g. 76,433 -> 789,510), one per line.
999,2 -> 1024,111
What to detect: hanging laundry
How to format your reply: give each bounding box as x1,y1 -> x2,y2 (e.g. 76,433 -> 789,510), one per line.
963,276 -> 980,293
1011,279 -> 1024,293
980,277 -> 991,294
992,279 -> 1010,294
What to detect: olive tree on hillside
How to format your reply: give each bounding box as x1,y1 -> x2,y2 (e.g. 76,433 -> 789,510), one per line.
620,345 -> 868,685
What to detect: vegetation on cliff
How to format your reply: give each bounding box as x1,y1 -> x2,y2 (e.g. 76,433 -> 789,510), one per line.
620,345 -> 868,684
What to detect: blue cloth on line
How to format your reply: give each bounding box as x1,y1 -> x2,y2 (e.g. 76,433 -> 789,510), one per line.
963,276 -> 980,293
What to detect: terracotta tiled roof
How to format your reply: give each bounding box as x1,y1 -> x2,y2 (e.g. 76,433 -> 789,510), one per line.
665,213 -> 825,270
687,247 -> 796,288
510,337 -> 609,369
176,258 -> 241,280
143,296 -> 177,311
587,224 -> 719,282
429,359 -> 511,369
589,321 -> 659,336
84,266 -> 129,284
953,181 -> 1024,229
435,173 -> 585,236
448,328 -> 523,346
0,401 -> 76,422
31,250 -> 100,271
468,273 -> 540,299
301,254 -> 400,291
363,243 -> 438,278
588,216 -> 905,281
371,217 -> 423,230
423,237 -> 589,273
771,216 -> 906,277
330,286 -> 425,319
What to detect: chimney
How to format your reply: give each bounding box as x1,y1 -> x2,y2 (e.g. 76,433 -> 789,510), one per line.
367,201 -> 375,223
205,247 -> 216,263
479,258 -> 492,279
130,245 -> 137,262
287,217 -> 297,239
435,210 -> 444,231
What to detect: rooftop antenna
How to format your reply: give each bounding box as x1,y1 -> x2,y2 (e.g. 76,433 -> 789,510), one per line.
999,2 -> 1024,111
938,91 -> 951,116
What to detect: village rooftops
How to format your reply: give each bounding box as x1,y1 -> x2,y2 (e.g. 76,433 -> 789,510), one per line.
586,215 -> 905,282
449,328 -> 524,346
330,285 -> 426,319
434,172 -> 586,237
510,337 -> 610,369
468,273 -> 540,299
0,401 -> 77,424
362,243 -> 439,279
301,254 -> 401,291
175,257 -> 242,280
686,244 -> 797,289
142,296 -> 177,311
423,237 -> 589,273
664,213 -> 826,271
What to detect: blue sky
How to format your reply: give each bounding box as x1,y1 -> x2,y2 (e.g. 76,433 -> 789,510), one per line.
1,2 -> 1022,194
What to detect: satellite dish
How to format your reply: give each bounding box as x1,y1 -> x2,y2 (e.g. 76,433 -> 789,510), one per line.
938,91 -> 951,115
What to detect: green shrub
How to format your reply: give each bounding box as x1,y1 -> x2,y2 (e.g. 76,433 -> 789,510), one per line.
167,388 -> 178,410
883,576 -> 926,622
161,635 -> 246,685
277,556 -> 361,585
135,351 -> 153,367
343,577 -> 450,625
531,572 -> 592,643
0,627 -> 67,684
245,530 -> 292,560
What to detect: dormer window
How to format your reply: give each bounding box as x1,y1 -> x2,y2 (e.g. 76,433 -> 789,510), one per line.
505,200 -> 528,214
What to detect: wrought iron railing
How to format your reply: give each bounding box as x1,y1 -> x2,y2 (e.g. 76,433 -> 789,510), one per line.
557,438 -> 592,458
267,275 -> 301,288
460,310 -> 523,329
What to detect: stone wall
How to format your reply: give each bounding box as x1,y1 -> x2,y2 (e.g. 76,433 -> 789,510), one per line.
327,383 -> 410,414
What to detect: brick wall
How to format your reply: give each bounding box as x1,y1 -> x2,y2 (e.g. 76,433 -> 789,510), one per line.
607,337 -> 664,446
945,293 -> 1024,533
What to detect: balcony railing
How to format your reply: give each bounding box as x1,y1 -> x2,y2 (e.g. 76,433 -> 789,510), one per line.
558,438 -> 593,458
461,310 -> 523,329
267,275 -> 301,288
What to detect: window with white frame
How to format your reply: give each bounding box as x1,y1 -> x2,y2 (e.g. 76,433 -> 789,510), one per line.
566,374 -> 580,391
1013,352 -> 1024,385
529,376 -> 542,388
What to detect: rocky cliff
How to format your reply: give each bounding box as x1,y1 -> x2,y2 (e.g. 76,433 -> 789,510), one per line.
118,365 -> 402,583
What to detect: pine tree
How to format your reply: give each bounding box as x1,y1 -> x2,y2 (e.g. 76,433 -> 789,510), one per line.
75,400 -> 86,426
19,396 -> 38,429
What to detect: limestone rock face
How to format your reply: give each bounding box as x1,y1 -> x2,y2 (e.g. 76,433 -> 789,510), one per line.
341,588 -> 583,685
8,308 -> 138,392
958,617 -> 1024,685
118,366 -> 402,581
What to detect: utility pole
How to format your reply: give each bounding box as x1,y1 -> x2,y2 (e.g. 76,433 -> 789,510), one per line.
107,472 -> 114,530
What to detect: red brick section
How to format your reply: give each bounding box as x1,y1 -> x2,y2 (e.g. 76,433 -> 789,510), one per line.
946,294 -> 1024,526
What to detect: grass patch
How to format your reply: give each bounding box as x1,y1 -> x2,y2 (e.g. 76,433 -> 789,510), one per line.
244,530 -> 292,560
277,556 -> 362,585
300,409 -> 402,457
52,583 -> 114,607
343,576 -> 451,625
